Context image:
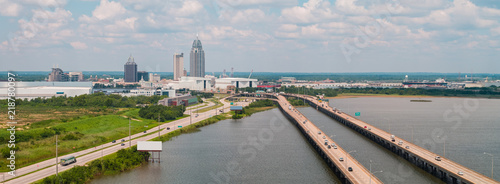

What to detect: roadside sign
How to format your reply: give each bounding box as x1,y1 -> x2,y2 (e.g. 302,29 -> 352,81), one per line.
178,126 -> 182,128
355,112 -> 360,116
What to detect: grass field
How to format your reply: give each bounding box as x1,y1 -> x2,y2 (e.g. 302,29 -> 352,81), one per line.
0,108 -> 187,172
0,105 -> 119,127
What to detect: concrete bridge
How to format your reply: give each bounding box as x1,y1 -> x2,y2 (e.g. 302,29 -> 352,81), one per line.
238,93 -> 382,184
280,93 -> 499,184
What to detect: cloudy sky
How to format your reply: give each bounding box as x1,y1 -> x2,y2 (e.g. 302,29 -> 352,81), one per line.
1,0 -> 499,73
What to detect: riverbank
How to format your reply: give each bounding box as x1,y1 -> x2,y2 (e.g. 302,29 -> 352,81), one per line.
34,102 -> 277,184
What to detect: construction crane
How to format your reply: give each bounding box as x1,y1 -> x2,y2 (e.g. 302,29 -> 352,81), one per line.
248,69 -> 253,79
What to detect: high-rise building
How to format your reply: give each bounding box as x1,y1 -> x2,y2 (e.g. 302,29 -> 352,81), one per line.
173,53 -> 184,81
48,67 -> 68,82
137,71 -> 149,81
124,55 -> 138,82
68,72 -> 84,82
149,73 -> 161,83
190,36 -> 205,77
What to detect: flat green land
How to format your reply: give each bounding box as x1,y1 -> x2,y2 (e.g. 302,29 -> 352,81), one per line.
0,108 -> 187,172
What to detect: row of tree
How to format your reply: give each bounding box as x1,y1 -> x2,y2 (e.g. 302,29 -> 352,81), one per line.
0,92 -> 166,107
138,105 -> 186,122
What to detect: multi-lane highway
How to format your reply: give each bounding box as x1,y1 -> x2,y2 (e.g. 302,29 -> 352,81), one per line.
287,93 -> 499,184
276,95 -> 382,184
3,97 -> 235,184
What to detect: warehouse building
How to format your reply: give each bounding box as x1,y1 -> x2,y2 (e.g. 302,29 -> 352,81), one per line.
0,82 -> 93,100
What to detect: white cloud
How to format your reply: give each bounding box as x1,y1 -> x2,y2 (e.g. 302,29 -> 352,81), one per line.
70,41 -> 88,49
280,0 -> 337,23
491,27 -> 500,36
222,9 -> 266,24
172,0 -> 203,17
90,0 -> 125,20
20,0 -> 66,7
301,24 -> 326,37
279,24 -> 298,32
399,0 -> 499,28
0,0 -> 22,16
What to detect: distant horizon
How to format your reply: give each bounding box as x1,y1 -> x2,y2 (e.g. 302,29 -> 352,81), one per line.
2,71 -> 499,75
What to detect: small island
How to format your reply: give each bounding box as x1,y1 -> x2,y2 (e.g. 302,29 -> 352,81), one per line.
410,100 -> 432,102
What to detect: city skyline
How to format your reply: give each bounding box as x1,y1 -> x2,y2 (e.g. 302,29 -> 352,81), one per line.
190,36 -> 205,77
1,0 -> 500,73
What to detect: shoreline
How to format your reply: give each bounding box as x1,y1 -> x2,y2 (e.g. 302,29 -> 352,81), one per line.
326,94 -> 499,99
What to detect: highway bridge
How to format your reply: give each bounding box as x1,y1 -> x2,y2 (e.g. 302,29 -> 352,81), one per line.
274,94 -> 383,184
278,93 -> 499,184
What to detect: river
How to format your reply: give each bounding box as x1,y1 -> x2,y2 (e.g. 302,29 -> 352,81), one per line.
91,97 -> 500,184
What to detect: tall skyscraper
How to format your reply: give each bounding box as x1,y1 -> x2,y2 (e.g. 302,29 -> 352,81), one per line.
173,53 -> 184,81
48,67 -> 68,81
124,55 -> 138,82
137,71 -> 149,81
190,36 -> 205,77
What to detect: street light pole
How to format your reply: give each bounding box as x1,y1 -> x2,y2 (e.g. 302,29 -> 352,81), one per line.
444,138 -> 446,157
484,152 -> 494,179
158,114 -> 161,139
129,118 -> 131,148
345,150 -> 356,170
56,135 -> 58,181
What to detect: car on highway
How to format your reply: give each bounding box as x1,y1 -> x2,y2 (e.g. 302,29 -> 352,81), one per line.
435,156 -> 442,161
121,139 -> 125,142
328,145 -> 331,149
60,156 -> 76,166
333,145 -> 337,149
339,157 -> 344,161
348,167 -> 353,172
458,171 -> 464,176
323,136 -> 326,139
112,140 -> 116,143
398,141 -> 403,145
144,131 -> 147,133
121,143 -> 125,146
318,131 -> 321,135
167,127 -> 170,130
405,146 -> 410,149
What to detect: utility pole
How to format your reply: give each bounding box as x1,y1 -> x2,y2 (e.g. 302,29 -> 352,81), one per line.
484,152 -> 494,179
444,138 -> 446,157
129,118 -> 131,148
56,135 -> 58,182
158,113 -> 161,139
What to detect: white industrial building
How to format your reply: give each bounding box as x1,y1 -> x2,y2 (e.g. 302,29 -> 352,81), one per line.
164,76 -> 258,91
215,78 -> 257,89
0,82 -> 93,100
118,89 -> 176,97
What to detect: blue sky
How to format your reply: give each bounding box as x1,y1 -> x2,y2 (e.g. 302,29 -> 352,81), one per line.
0,0 -> 499,73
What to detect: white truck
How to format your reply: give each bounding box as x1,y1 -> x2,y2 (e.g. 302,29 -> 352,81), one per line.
391,135 -> 395,142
